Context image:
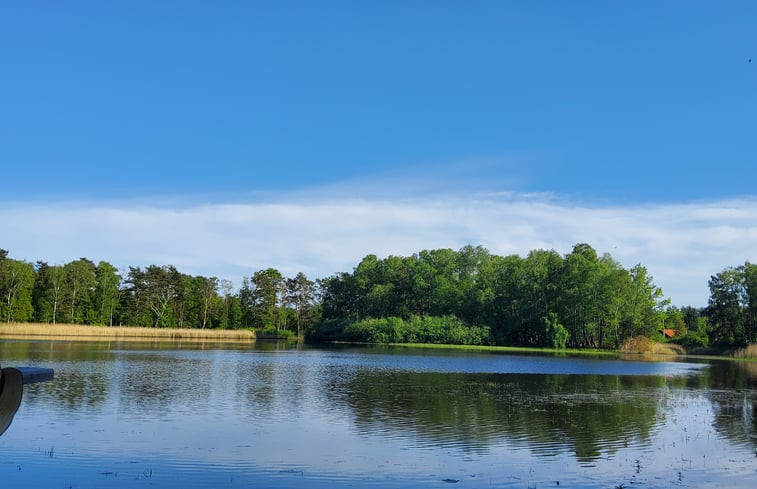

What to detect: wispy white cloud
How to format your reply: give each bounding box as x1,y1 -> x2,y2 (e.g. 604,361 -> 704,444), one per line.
1,193 -> 755,307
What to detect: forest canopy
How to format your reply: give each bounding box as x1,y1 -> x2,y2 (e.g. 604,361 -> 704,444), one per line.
311,244 -> 666,349
1,245 -> 754,349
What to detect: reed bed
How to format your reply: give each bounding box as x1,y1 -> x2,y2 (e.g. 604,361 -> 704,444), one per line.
0,322 -> 256,340
620,336 -> 685,355
731,343 -> 757,359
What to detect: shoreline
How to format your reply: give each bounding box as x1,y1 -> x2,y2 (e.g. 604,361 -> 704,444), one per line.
384,342 -> 617,356
2,322 -> 754,359
327,340 -> 757,360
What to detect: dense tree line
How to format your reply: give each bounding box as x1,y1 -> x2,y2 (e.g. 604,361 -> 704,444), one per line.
311,244 -> 666,348
1,246 -> 754,349
0,249 -> 318,334
653,263 -> 757,349
704,262 -> 757,347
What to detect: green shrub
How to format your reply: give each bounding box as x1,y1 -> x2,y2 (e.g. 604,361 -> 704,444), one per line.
672,330 -> 709,349
338,315 -> 489,345
305,319 -> 350,342
259,327 -> 294,338
544,313 -> 569,349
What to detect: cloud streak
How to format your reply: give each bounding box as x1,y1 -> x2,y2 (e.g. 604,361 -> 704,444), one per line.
2,194 -> 755,307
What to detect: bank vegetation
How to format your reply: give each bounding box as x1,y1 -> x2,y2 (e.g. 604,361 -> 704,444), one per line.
0,322 -> 255,340
1,245 -> 755,353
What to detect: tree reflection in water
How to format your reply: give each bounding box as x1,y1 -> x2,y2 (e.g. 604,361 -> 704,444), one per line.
341,370 -> 669,461
4,339 -> 756,469
705,361 -> 757,455
335,358 -> 757,461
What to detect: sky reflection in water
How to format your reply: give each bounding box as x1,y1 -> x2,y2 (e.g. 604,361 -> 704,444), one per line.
0,340 -> 754,488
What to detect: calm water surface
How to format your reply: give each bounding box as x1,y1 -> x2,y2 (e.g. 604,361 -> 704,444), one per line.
1,340 -> 755,488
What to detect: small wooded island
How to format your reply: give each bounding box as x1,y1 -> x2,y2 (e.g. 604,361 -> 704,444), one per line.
1,245 -> 755,354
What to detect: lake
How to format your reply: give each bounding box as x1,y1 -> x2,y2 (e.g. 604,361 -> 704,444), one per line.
1,339 -> 755,488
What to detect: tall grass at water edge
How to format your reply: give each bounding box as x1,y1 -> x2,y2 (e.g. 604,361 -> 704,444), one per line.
621,336 -> 757,359
731,343 -> 757,359
619,336 -> 686,355
0,322 -> 256,340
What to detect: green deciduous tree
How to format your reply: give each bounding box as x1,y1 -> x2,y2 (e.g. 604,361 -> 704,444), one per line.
621,264 -> 665,339
91,261 -> 121,326
707,265 -> 750,346
250,268 -> 283,331
312,244 -> 666,349
63,258 -> 96,324
33,262 -> 66,324
0,255 -> 35,322
285,272 -> 316,337
125,265 -> 181,327
219,279 -> 242,329
545,312 -> 569,349
744,262 -> 757,344
198,275 -> 219,329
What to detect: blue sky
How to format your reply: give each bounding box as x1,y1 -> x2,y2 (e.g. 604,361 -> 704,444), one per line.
1,1 -> 756,306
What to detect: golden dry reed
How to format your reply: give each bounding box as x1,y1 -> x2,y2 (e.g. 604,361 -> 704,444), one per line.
0,322 -> 255,340
620,335 -> 685,355
731,343 -> 757,359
